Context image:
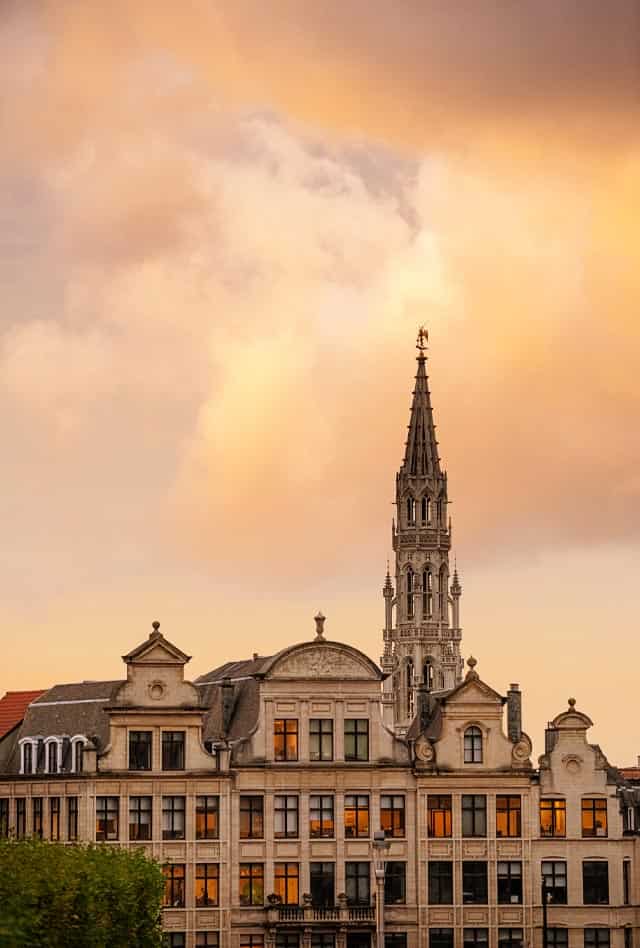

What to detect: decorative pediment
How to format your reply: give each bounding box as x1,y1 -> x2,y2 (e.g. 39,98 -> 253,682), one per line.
444,677 -> 504,708
265,643 -> 381,680
122,623 -> 191,667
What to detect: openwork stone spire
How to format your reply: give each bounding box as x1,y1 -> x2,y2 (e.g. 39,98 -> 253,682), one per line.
381,329 -> 464,735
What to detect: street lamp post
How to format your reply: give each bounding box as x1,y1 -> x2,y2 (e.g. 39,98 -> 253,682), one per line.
541,878 -> 550,948
372,830 -> 391,948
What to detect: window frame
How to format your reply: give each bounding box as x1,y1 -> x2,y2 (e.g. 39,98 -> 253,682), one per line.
540,798 -> 566,838
15,798 -> 26,839
196,795 -> 220,840
163,864 -> 186,908
582,798 -> 608,838
49,797 -> 60,841
463,726 -> 483,764
345,861 -> 371,906
274,795 -> 299,839
496,796 -> 521,838
0,798 -> 8,838
462,795 -> 487,838
274,862 -> 300,906
310,861 -> 335,908
344,794 -> 370,838
161,731 -> 185,771
498,930 -> 523,948
196,863 -> 220,907
428,795 -> 452,838
310,794 -> 334,838
240,795 -> 264,839
428,861 -> 453,905
195,935 -> 219,948
274,718 -> 299,762
239,862 -> 264,906
462,861 -> 488,904
96,795 -> 119,842
67,796 -> 78,841
129,795 -> 152,841
162,795 -> 186,841
32,797 -> 43,839
584,932 -> 610,948
309,719 -> 334,761
384,861 -> 406,905
380,794 -> 405,838
497,861 -> 522,905
128,730 -> 152,771
344,719 -> 369,762
542,860 -> 567,905
583,860 -> 609,905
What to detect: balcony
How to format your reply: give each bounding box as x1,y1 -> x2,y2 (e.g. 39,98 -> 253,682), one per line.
267,902 -> 375,926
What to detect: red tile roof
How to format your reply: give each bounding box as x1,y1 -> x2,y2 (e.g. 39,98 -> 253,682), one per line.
0,690 -> 46,739
620,767 -> 640,781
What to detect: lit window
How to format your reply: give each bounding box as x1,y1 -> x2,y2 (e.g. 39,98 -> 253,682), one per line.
496,796 -> 521,837
381,795 -> 405,838
274,862 -> 299,905
196,795 -> 219,840
540,799 -> 566,837
464,727 -> 483,764
582,798 -> 608,837
310,795 -> 334,838
239,863 -> 264,906
163,864 -> 185,908
344,794 -> 369,838
196,863 -> 219,907
274,719 -> 298,761
427,795 -> 452,838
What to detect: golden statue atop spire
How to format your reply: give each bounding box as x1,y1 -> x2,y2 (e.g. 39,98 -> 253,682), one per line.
416,325 -> 428,352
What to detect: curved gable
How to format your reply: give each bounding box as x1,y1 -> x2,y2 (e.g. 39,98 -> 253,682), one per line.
262,641 -> 382,681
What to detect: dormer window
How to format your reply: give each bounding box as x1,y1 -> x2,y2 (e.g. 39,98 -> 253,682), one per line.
71,736 -> 86,774
22,742 -> 33,775
464,726 -> 483,764
46,740 -> 59,774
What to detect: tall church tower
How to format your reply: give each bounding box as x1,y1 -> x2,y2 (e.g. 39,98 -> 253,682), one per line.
381,329 -> 463,734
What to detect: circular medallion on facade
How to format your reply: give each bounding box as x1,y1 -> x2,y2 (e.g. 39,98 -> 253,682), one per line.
148,680 -> 166,701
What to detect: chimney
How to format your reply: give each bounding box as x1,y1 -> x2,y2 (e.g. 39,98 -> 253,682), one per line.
506,683 -> 522,743
221,678 -> 234,736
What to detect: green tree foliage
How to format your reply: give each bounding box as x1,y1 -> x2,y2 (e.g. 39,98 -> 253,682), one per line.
0,838 -> 165,948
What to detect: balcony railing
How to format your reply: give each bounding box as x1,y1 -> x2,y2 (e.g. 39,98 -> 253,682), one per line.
268,903 -> 375,925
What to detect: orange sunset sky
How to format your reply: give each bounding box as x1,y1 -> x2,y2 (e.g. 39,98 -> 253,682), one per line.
1,2 -> 639,763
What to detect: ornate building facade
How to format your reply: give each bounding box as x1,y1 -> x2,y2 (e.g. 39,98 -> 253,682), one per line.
0,334 -> 638,948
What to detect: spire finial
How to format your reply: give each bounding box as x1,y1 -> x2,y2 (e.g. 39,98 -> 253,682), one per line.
314,611 -> 326,641
568,697 -> 576,708
416,325 -> 428,354
150,620 -> 161,639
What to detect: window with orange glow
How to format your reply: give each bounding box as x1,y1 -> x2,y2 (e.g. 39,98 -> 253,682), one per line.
344,794 -> 369,838
496,796 -> 521,838
274,862 -> 299,905
310,795 -> 334,838
195,863 -> 219,907
274,719 -> 298,761
163,864 -> 185,908
428,795 -> 452,838
381,795 -> 405,838
540,799 -> 566,837
582,798 -> 608,838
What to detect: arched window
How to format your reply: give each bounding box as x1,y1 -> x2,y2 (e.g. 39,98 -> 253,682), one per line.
406,497 -> 416,525
71,737 -> 86,774
406,658 -> 414,717
22,741 -> 33,775
406,568 -> 414,619
46,740 -> 59,774
421,496 -> 431,524
437,498 -> 443,525
422,569 -> 433,618
439,565 -> 447,619
424,660 -> 434,692
464,726 -> 483,764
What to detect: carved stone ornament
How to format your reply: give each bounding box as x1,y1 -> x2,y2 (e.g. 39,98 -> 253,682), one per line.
511,733 -> 532,764
562,753 -> 583,775
272,646 -> 372,679
415,735 -> 435,763
148,680 -> 166,701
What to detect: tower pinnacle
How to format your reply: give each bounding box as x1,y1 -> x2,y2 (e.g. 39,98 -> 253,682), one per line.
382,330 -> 464,734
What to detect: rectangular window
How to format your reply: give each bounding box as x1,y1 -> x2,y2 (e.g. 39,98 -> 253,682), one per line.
274,862 -> 299,905
32,797 -> 43,839
585,932 -> 610,948
161,731 -> 185,771
582,798 -> 608,837
462,862 -> 488,904
239,863 -> 264,906
67,797 -> 78,841
196,795 -> 219,840
49,797 -> 60,841
344,794 -> 369,838
274,719 -> 298,761
16,798 -> 26,839
96,796 -> 118,841
623,860 -> 631,905
129,796 -> 152,841
381,795 -> 405,838
497,862 -> 522,904
310,862 -> 335,907
548,931 -> 568,948
274,795 -> 299,839
583,861 -> 609,905
240,795 -> 264,839
430,932 -> 454,948
240,940 -> 264,948
498,931 -> 523,948
496,796 -> 521,837
542,860 -> 567,904
624,930 -> 632,948
162,796 -> 185,840
345,861 -> 370,905
540,799 -> 566,837
385,938 -> 407,948
428,861 -> 453,905
276,937 -> 299,948
428,795 -> 452,838
0,799 -> 8,838
165,936 -> 185,948
312,937 -> 335,948
310,794 -> 334,838
128,731 -> 152,771
344,719 -> 369,761
384,862 -> 406,904
462,795 -> 486,837
196,936 -> 219,948
163,864 -> 185,908
196,863 -> 219,907
463,931 -> 488,948
310,719 -> 334,761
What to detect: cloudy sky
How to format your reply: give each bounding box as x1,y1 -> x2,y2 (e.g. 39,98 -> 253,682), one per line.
1,1 -> 639,762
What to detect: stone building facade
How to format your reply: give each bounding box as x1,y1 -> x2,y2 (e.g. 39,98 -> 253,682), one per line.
0,333 -> 638,948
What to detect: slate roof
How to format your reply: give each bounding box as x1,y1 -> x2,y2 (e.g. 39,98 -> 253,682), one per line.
19,680 -> 124,751
196,657 -> 271,748
0,690 -> 46,739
